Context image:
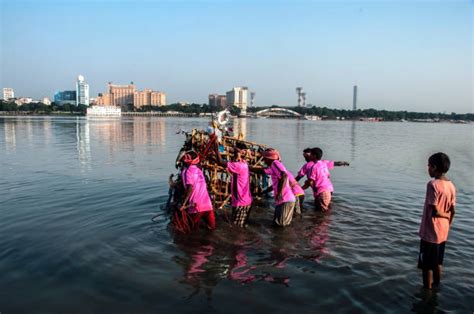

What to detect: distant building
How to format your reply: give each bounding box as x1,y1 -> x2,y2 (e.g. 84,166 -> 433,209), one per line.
353,85 -> 357,111
96,93 -> 111,106
208,94 -> 227,109
42,97 -> 52,105
179,102 -> 188,106
54,90 -> 76,106
133,89 -> 166,108
108,82 -> 136,107
226,87 -> 248,114
3,88 -> 14,100
14,97 -> 33,106
76,75 -> 90,106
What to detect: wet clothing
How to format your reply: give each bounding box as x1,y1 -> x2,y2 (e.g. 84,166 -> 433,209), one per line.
315,191 -> 332,212
232,205 -> 252,227
189,210 -> 216,230
274,201 -> 295,226
181,165 -> 213,214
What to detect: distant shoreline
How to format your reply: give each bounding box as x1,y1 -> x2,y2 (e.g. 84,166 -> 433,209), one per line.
0,111 -> 471,124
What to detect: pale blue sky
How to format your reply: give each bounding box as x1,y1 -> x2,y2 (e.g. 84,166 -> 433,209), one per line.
0,0 -> 472,112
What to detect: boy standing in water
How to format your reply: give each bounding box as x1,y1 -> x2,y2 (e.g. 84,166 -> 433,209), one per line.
298,147 -> 349,211
418,152 -> 456,289
180,151 -> 216,230
214,143 -> 253,227
252,148 -> 296,227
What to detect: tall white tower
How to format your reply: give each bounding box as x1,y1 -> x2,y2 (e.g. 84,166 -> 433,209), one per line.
76,75 -> 90,106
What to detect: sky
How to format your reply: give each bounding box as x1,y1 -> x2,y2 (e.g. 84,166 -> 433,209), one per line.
0,0 -> 472,113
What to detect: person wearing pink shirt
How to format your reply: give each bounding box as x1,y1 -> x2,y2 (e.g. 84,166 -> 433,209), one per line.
251,148 -> 296,227
215,143 -> 253,227
418,152 -> 456,290
296,147 -> 349,211
287,172 -> 305,215
180,151 -> 216,230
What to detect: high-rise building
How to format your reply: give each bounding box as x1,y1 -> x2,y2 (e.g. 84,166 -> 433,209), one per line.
108,82 -> 136,107
134,89 -> 166,108
76,75 -> 90,106
353,85 -> 358,110
54,90 -> 77,106
3,88 -> 14,100
226,87 -> 248,114
208,94 -> 227,109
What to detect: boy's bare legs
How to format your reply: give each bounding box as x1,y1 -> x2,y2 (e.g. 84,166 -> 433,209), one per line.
423,266 -> 441,289
422,269 -> 433,289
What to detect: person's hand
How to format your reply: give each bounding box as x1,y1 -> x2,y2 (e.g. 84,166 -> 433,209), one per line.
179,205 -> 186,212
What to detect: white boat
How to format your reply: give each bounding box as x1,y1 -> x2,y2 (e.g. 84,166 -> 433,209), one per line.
86,105 -> 122,117
305,115 -> 321,121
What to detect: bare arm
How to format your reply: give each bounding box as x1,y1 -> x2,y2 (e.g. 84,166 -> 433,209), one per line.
276,172 -> 288,202
180,184 -> 193,211
302,179 -> 312,190
295,174 -> 303,181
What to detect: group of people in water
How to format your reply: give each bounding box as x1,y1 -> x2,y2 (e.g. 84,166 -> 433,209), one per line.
177,140 -> 457,291
178,145 -> 349,229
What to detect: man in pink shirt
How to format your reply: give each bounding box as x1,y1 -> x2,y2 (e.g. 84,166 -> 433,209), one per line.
418,152 -> 456,289
180,151 -> 216,230
215,143 -> 253,227
297,147 -> 349,211
252,148 -> 296,227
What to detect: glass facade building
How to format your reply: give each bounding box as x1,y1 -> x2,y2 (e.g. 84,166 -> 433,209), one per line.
54,90 -> 76,106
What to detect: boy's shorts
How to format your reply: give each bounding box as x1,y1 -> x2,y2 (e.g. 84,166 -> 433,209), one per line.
418,240 -> 446,270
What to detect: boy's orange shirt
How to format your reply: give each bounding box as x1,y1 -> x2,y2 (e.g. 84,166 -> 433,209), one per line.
419,179 -> 456,244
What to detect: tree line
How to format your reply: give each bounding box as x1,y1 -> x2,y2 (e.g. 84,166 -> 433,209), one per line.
1,100 -> 472,121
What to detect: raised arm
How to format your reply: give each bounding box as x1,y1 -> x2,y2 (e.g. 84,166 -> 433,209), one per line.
213,143 -> 228,168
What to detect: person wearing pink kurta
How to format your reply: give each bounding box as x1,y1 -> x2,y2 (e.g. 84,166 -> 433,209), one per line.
180,151 -> 216,230
296,147 -> 349,211
418,152 -> 456,290
215,143 -> 253,227
250,148 -> 295,227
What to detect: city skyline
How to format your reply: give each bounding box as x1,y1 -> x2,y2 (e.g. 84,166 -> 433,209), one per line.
0,0 -> 472,113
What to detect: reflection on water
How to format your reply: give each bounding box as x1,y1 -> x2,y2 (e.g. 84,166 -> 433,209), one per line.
0,116 -> 473,313
76,118 -> 91,173
232,118 -> 247,140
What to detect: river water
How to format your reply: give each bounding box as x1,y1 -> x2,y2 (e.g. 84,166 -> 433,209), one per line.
0,116 -> 473,313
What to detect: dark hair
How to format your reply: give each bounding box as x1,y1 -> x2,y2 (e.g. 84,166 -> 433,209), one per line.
428,152 -> 450,173
236,142 -> 248,150
303,147 -> 312,153
311,147 -> 323,160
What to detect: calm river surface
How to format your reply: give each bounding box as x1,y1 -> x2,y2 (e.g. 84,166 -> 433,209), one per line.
1,116 -> 473,313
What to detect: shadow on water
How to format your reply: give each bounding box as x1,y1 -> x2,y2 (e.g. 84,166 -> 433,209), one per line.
411,288 -> 444,314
